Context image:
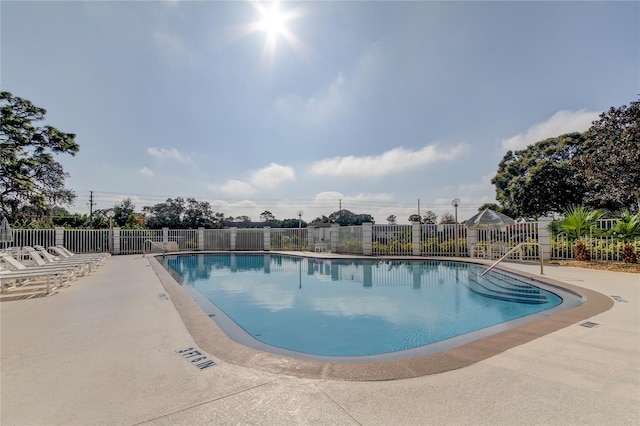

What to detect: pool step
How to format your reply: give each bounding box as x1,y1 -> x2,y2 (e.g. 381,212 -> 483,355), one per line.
465,275 -> 548,304
480,275 -> 546,296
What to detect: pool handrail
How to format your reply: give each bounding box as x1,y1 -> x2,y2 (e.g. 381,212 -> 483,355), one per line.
143,240 -> 166,257
481,242 -> 544,276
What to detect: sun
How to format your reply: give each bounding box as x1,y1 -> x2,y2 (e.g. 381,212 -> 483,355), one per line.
245,1 -> 307,60
258,3 -> 285,41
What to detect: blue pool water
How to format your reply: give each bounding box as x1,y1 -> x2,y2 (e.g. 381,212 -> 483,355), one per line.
164,254 -> 566,358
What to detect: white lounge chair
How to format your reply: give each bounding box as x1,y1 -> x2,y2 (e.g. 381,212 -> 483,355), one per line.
0,251 -> 86,277
0,253 -> 77,294
24,246 -> 98,274
49,245 -> 109,262
0,267 -> 71,294
33,245 -> 104,269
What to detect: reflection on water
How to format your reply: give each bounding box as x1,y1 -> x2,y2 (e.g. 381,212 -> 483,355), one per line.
166,253 -> 462,289
164,254 -> 562,357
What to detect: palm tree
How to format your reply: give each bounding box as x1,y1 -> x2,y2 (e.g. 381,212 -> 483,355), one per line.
558,205 -> 604,261
610,210 -> 640,263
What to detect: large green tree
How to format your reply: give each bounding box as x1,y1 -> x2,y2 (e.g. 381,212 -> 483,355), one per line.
580,98 -> 640,212
112,198 -> 139,228
182,198 -> 215,228
143,197 -> 186,229
0,91 -> 79,221
422,211 -> 438,224
328,209 -> 374,225
492,133 -> 587,219
259,211 -> 276,222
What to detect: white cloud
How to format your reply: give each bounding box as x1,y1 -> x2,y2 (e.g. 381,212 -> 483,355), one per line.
214,276 -> 295,312
313,191 -> 394,205
349,193 -> 395,202
502,109 -> 599,151
211,180 -> 257,197
310,144 -> 467,177
209,163 -> 295,197
314,191 -> 344,201
207,199 -> 263,220
249,163 -> 296,189
275,72 -> 347,124
139,167 -> 154,177
147,147 -> 193,163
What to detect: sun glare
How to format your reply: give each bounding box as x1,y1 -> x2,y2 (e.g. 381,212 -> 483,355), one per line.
245,1 -> 307,61
259,4 -> 285,40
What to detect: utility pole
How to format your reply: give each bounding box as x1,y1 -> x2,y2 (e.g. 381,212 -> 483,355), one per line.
339,199 -> 342,211
89,191 -> 96,228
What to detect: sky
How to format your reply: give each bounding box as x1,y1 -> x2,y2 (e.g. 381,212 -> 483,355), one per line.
2,1 -> 638,224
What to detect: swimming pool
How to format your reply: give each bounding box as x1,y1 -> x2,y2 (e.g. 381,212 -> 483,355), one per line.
162,253 -> 583,361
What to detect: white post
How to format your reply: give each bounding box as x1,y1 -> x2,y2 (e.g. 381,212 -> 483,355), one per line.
537,217 -> 553,261
263,226 -> 271,251
112,227 -> 120,255
55,227 -> 64,248
162,227 -> 169,252
362,222 -> 372,256
330,224 -> 339,253
198,227 -> 205,251
230,227 -> 237,251
412,221 -> 421,256
307,227 -> 315,251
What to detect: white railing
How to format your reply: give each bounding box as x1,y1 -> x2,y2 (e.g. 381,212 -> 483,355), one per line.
482,242 -> 544,276
2,229 -> 56,251
202,229 -> 230,250
337,226 -> 363,254
270,228 -> 308,251
419,224 -> 467,256
552,235 -> 640,262
2,221 -> 637,262
63,229 -> 109,254
236,229 -> 264,251
373,224 -> 413,255
120,229 -> 163,254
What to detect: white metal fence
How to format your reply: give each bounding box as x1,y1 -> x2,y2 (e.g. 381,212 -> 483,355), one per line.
372,224 -> 413,255
270,228 -> 307,251
551,219 -> 636,262
119,229 -> 163,254
236,229 -> 264,251
419,224 -> 466,256
2,220 -> 638,262
63,229 -> 110,254
337,226 -> 363,254
2,228 -> 56,251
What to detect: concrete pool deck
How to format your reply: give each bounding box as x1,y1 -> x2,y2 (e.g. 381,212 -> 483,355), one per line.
1,254 -> 638,425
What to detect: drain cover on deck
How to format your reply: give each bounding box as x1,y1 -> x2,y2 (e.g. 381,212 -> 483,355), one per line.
580,321 -> 600,328
611,295 -> 628,303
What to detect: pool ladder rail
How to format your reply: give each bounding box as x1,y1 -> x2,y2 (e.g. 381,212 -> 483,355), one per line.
481,242 -> 544,277
143,240 -> 167,257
